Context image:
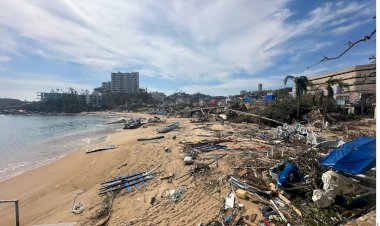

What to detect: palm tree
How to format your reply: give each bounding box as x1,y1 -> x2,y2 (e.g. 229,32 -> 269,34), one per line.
284,75 -> 309,120
320,78 -> 348,123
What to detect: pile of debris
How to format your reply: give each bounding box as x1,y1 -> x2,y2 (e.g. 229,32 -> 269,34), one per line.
275,123 -> 318,145
81,116 -> 376,226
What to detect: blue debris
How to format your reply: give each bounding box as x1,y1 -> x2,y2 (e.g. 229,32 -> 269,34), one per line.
273,160 -> 303,188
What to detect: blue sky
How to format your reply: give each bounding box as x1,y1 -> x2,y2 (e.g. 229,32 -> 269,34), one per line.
0,0 -> 376,100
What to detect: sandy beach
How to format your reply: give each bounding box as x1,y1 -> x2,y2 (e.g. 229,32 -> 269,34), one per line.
0,113 -> 261,226
1,112 -> 374,226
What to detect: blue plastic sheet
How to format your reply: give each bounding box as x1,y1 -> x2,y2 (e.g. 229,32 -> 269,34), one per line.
243,96 -> 253,103
320,137 -> 376,174
276,160 -> 303,188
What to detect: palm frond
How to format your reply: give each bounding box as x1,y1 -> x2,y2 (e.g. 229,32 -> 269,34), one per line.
284,75 -> 295,86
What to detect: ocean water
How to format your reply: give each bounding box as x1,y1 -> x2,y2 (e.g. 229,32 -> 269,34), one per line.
0,114 -> 122,180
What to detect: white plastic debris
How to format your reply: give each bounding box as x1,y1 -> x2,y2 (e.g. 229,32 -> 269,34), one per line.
72,202 -> 84,214
322,170 -> 357,195
312,170 -> 358,208
224,192 -> 235,209
312,189 -> 335,208
184,156 -> 193,164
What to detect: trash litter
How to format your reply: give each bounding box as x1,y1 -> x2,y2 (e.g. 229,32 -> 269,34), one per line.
72,202 -> 84,214
184,142 -> 227,158
184,156 -> 193,165
117,162 -> 128,169
137,135 -> 164,141
160,173 -> 174,182
312,170 -> 359,208
164,147 -> 171,152
275,123 -> 318,145
235,189 -> 248,200
171,187 -> 186,203
192,143 -> 227,153
224,192 -> 235,209
156,122 -> 179,133
228,176 -> 272,196
72,191 -> 85,214
315,140 -> 345,149
86,144 -> 118,154
98,164 -> 161,195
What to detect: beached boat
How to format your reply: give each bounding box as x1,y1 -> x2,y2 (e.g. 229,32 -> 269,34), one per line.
107,118 -> 127,124
156,122 -> 179,133
123,118 -> 142,129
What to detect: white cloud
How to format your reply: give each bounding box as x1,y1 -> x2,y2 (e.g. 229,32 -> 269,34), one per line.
0,0 -> 375,97
0,55 -> 10,62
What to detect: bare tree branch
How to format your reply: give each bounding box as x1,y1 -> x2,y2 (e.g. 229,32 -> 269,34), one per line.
302,29 -> 376,72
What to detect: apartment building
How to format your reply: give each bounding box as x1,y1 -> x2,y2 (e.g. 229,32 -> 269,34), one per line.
308,64 -> 375,103
111,72 -> 139,93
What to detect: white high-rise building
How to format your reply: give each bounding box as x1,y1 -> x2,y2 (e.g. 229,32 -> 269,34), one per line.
111,72 -> 139,93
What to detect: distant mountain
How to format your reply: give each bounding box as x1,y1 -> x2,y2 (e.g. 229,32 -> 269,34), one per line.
0,98 -> 24,108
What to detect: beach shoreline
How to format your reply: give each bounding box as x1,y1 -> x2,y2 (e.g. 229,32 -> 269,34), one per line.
0,112 -> 125,182
0,112 -> 157,225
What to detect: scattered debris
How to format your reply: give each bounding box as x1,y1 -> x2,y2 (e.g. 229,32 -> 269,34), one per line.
72,191 -> 85,214
86,145 -> 118,154
98,164 -> 161,195
184,156 -> 193,165
164,147 -> 171,153
160,173 -> 174,182
117,162 -> 128,169
312,170 -> 359,208
171,187 -> 186,203
137,135 -> 164,141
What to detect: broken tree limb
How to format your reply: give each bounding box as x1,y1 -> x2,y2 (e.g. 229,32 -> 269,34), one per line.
226,109 -> 285,125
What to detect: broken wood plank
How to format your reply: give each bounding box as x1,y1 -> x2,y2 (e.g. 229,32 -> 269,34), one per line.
238,169 -> 248,177
278,193 -> 302,217
243,219 -> 257,226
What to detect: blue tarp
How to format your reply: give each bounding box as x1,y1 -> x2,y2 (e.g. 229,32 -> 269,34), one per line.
265,95 -> 276,101
320,137 -> 376,174
243,96 -> 253,103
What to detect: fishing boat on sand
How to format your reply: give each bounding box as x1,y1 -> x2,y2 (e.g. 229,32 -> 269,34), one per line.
156,122 -> 179,133
123,118 -> 142,129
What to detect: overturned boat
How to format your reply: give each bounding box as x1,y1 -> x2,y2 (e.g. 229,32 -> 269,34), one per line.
156,122 -> 179,133
123,118 -> 142,129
